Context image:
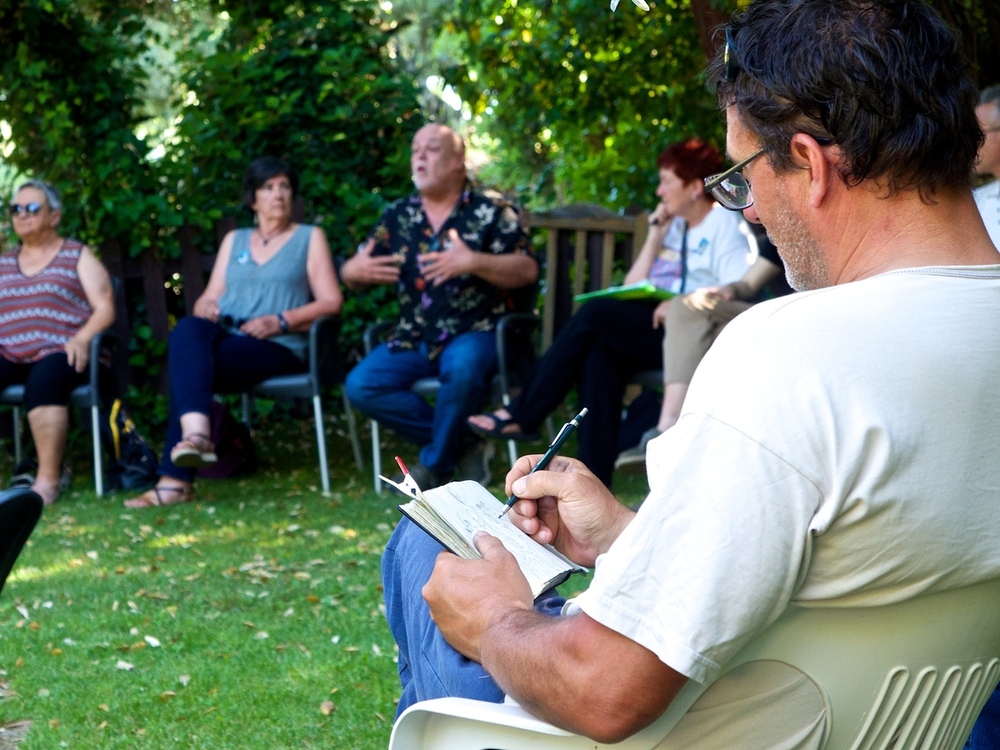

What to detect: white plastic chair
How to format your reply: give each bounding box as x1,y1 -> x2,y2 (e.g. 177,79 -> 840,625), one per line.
389,577 -> 1000,750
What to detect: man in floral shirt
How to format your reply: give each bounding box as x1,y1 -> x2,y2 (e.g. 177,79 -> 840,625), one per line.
343,123 -> 538,486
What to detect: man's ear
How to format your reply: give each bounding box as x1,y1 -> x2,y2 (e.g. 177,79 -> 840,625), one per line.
789,133 -> 833,208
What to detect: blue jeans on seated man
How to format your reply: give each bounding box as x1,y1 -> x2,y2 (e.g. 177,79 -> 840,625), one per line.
345,331 -> 498,476
382,517 -> 565,717
965,687 -> 1000,749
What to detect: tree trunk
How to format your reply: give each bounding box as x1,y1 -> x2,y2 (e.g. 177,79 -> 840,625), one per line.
689,0 -> 730,64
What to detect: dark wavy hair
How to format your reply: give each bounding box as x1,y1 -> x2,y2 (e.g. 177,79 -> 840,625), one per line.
711,0 -> 981,199
656,138 -> 725,183
241,156 -> 299,209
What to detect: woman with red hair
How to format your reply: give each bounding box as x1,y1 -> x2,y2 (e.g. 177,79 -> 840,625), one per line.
468,138 -> 754,485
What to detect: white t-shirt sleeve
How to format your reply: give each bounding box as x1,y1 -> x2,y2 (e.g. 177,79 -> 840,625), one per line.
570,415 -> 822,685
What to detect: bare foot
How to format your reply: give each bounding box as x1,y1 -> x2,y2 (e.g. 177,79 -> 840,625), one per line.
467,408 -> 514,431
466,409 -> 538,440
124,482 -> 194,509
31,480 -> 60,506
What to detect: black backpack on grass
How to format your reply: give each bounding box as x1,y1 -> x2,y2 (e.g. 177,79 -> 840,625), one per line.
100,399 -> 158,492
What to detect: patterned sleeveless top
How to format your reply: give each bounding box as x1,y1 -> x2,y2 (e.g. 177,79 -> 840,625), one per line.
0,239 -> 92,363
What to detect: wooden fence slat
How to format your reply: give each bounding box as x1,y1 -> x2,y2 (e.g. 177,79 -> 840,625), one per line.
523,205 -> 648,350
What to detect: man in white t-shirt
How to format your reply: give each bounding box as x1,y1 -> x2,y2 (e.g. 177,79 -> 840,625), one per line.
975,85 -> 1000,247
382,0 -> 1000,746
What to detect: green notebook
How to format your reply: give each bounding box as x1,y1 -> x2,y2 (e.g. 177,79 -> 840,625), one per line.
574,280 -> 675,303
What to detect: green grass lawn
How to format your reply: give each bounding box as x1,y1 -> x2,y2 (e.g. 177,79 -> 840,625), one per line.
0,404 -> 650,749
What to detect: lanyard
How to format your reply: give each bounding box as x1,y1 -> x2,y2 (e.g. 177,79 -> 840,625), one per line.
679,222 -> 688,294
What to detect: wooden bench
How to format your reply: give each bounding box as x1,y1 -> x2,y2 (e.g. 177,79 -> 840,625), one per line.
522,203 -> 649,351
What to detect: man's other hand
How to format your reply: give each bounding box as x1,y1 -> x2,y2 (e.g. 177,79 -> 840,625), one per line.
422,533 -> 533,662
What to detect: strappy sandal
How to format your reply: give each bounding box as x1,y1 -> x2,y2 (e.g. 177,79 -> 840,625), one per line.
169,433 -> 218,469
123,485 -> 194,509
466,412 -> 540,441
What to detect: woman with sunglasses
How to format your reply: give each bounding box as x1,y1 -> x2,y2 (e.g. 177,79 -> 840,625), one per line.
0,180 -> 116,505
467,139 -> 754,486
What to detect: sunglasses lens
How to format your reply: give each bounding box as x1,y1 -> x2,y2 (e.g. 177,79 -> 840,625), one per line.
8,202 -> 43,216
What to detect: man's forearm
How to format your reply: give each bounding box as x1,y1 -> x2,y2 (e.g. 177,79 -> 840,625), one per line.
478,609 -> 686,744
470,252 -> 539,289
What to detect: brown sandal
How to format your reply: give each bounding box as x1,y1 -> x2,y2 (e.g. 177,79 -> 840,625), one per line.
169,433 -> 218,469
123,485 -> 194,509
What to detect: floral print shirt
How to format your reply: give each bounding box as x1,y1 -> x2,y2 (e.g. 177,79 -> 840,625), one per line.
368,183 -> 535,359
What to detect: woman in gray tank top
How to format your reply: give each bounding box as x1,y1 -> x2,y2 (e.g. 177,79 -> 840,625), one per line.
124,157 -> 343,509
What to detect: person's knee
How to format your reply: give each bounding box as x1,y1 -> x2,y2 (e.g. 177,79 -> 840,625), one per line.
168,315 -> 215,355
344,358 -> 382,410
439,336 -> 496,392
668,295 -> 706,327
170,314 -> 206,339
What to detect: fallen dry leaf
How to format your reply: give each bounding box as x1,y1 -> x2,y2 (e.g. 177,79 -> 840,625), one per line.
319,700 -> 335,716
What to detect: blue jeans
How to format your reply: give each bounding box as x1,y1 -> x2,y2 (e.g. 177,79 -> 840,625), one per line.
965,687 -> 1000,749
381,517 -> 565,717
345,331 -> 498,474
160,316 -> 303,482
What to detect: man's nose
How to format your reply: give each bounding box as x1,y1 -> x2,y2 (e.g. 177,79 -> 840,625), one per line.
742,205 -> 762,224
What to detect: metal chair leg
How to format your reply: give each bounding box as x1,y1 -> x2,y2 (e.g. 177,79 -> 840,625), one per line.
241,393 -> 252,426
12,406 -> 22,466
312,395 -> 331,494
91,405 -> 103,496
371,419 -> 383,494
341,389 -> 364,472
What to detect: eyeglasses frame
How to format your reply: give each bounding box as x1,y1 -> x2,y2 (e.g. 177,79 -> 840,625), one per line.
704,137 -> 834,211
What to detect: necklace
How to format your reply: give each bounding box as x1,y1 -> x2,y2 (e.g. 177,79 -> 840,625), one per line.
257,224 -> 290,246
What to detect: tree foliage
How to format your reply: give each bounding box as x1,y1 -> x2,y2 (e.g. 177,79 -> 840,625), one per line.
0,1 -> 166,249
439,0 -> 739,211
436,0 -> 999,212
166,1 -> 422,257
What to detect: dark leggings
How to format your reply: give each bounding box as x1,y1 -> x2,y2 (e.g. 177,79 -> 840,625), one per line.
0,352 -> 88,410
507,298 -> 663,486
159,316 -> 304,482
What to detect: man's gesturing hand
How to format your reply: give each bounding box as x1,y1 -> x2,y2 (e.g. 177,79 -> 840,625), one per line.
342,238 -> 402,288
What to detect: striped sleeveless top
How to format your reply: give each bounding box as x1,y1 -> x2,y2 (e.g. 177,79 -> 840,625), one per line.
0,239 -> 92,363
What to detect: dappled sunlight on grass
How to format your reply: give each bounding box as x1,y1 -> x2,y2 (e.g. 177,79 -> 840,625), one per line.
0,405 -> 650,747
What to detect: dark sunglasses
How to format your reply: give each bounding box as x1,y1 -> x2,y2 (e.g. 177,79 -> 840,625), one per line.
8,202 -> 44,217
